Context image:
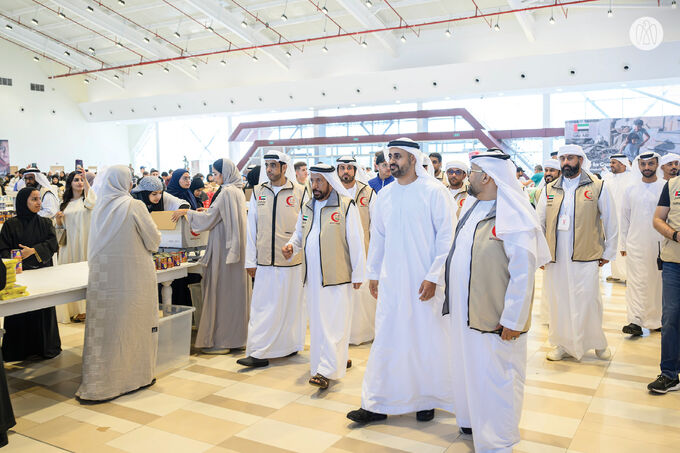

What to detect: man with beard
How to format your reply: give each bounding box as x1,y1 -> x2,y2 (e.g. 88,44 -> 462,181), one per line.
445,149 -> 551,452
445,160 -> 469,218
660,153 -> 680,181
337,156 -> 377,345
238,151 -> 306,366
429,152 -> 448,186
283,164 -> 365,389
347,138 -> 454,424
15,168 -> 59,219
619,152 -> 665,337
537,145 -> 618,362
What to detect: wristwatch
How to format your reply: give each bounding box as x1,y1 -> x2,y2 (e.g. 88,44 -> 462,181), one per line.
673,231 -> 678,242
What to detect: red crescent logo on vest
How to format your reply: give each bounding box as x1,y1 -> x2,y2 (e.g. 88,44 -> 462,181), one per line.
492,226 -> 496,237
458,198 -> 465,207
190,230 -> 199,237
359,196 -> 368,207
330,212 -> 340,223
286,196 -> 295,206
584,190 -> 593,200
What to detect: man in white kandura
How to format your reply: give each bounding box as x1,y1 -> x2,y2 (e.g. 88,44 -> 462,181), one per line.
445,160 -> 469,219
537,145 -> 618,361
347,138 -> 454,424
336,156 -> 377,345
619,152 -> 665,337
445,148 -> 551,452
606,154 -> 632,283
283,164 -> 366,389
16,168 -> 59,219
238,151 -> 306,368
660,153 -> 680,181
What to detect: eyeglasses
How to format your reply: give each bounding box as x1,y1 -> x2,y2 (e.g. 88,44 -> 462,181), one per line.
468,169 -> 484,175
446,169 -> 466,176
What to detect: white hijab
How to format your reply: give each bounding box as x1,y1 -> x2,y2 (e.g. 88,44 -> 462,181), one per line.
258,150 -> 296,185
88,165 -> 134,260
387,138 -> 431,180
472,153 -> 552,269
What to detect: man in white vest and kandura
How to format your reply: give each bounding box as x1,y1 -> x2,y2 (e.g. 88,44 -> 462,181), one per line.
537,145 -> 618,362
238,151 -> 306,367
283,164 -> 366,389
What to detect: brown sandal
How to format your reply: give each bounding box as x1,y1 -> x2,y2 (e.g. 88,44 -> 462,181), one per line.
347,359 -> 352,369
309,374 -> 329,389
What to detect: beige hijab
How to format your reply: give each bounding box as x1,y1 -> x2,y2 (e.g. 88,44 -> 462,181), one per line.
212,158 -> 246,265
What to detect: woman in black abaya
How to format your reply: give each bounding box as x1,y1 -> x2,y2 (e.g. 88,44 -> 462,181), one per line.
0,187 -> 61,361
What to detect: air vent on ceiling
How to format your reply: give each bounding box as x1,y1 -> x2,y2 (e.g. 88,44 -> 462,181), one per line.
30,83 -> 45,92
0,78 -> 12,86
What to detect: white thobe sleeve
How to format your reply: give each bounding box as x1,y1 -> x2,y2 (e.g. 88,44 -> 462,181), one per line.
618,187 -> 632,252
499,239 -> 536,331
366,199 -> 385,281
84,188 -> 96,209
132,201 -> 161,253
535,191 -> 547,234
245,196 -> 258,268
286,211 -> 304,256
345,203 -> 366,284
599,181 -> 619,261
425,190 -> 454,286
368,191 -> 377,219
39,191 -> 59,219
186,202 -> 222,233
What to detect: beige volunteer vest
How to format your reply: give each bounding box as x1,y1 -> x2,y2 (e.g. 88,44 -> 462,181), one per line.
661,176 -> 680,263
443,201 -> 531,334
451,181 -> 469,218
300,190 -> 354,287
352,181 -> 374,252
254,180 -> 304,267
544,171 -> 604,262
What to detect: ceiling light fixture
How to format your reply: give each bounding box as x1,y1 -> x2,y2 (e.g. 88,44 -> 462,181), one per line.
64,50 -> 71,56
86,6 -> 94,12
360,40 -> 368,48
220,59 -> 226,66
118,0 -> 126,5
493,23 -> 500,31
607,9 -> 613,17
252,54 -> 258,61
322,45 -> 328,53
285,50 -> 292,58
84,78 -> 90,84
365,0 -> 373,8
191,63 -> 198,70
207,26 -> 214,33
33,55 -> 39,61
322,5 -> 329,14
549,15 -> 555,24
400,35 -> 406,43
445,28 -> 451,37
143,37 -> 150,43
174,31 -> 180,38
58,11 -> 66,19
672,0 -> 677,9
31,18 -> 39,25
113,74 -> 120,79
88,46 -> 95,54
280,13 -> 288,21
116,41 -> 123,47
163,66 -> 170,72
5,24 -> 12,30
137,71 -> 143,77
241,20 -> 247,28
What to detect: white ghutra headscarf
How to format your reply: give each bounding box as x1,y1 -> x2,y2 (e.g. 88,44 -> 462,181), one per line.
386,138 -> 432,180
336,155 -> 370,184
258,150 -> 296,185
309,164 -> 351,198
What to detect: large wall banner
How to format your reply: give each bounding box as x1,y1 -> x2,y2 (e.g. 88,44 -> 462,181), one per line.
565,116 -> 680,173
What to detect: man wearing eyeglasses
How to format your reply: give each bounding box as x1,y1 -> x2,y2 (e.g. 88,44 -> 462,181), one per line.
445,161 -> 470,218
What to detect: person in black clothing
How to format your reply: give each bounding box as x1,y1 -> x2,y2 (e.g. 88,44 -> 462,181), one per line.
0,264 -> 16,447
0,187 -> 61,361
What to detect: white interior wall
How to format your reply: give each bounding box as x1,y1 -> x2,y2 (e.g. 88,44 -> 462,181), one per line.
0,43 -> 129,172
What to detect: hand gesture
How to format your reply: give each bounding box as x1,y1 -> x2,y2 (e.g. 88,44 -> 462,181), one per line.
352,282 -> 362,290
369,280 -> 378,299
496,324 -> 521,341
55,211 -> 64,227
246,267 -> 256,278
171,209 -> 189,222
418,280 -> 436,301
620,251 -> 626,257
598,259 -> 609,267
282,244 -> 294,260
18,244 -> 36,259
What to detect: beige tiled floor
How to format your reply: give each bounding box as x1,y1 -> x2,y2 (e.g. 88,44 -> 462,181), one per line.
4,269 -> 679,453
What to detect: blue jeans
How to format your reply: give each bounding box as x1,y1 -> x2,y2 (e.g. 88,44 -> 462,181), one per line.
661,262 -> 680,379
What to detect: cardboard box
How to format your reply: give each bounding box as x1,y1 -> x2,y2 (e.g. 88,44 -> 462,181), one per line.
151,211 -> 208,249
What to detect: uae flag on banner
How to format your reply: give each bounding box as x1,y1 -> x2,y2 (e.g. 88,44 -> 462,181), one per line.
573,123 -> 589,132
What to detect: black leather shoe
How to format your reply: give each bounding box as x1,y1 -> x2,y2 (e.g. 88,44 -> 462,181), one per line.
460,427 -> 472,435
346,408 -> 387,425
622,323 -> 643,336
236,356 -> 269,367
416,409 -> 435,422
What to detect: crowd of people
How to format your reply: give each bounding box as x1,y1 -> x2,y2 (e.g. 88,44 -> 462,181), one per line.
3,140 -> 680,452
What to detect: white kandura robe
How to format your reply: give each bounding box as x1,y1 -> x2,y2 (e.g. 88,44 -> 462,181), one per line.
619,179 -> 665,329
449,200 -> 533,453
346,183 -> 377,345
77,200 -> 160,401
56,189 -> 96,322
186,186 -> 251,350
361,177 -> 455,414
537,174 -> 618,360
608,171 -> 632,280
244,186 -> 306,359
38,188 -> 59,219
288,200 -> 366,379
